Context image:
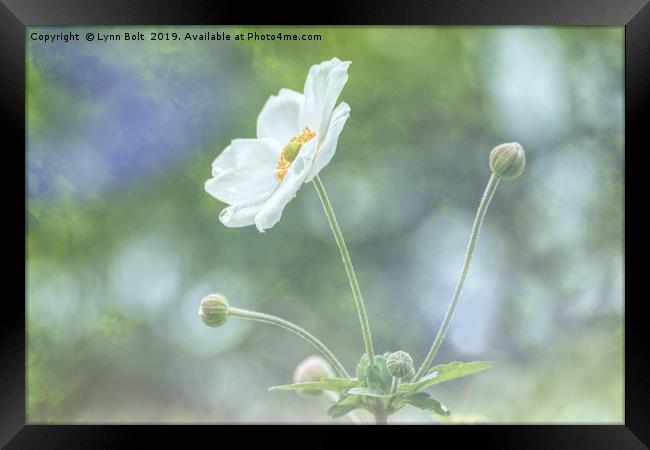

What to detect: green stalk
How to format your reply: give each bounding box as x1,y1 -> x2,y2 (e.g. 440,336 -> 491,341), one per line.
229,307 -> 349,378
385,376 -> 400,412
313,175 -> 375,361
414,173 -> 501,381
374,411 -> 388,425
389,377 -> 400,396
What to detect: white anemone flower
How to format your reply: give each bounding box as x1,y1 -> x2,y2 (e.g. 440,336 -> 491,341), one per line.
205,58 -> 351,233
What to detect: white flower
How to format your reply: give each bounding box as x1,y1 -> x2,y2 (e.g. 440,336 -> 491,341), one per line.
205,58 -> 351,232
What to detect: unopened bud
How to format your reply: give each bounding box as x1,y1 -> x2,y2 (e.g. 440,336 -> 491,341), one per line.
386,351 -> 415,381
199,293 -> 230,327
293,355 -> 335,396
489,142 -> 526,180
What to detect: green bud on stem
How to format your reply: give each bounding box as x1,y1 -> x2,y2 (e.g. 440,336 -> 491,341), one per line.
199,293 -> 230,327
489,142 -> 526,180
386,351 -> 415,381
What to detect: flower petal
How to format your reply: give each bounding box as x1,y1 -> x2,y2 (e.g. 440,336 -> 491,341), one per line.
219,201 -> 266,228
204,138 -> 281,205
257,88 -> 304,144
254,139 -> 317,232
305,102 -> 350,182
300,58 -> 351,140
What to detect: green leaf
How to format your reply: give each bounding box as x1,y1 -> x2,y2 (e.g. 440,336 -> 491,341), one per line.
366,355 -> 393,394
328,402 -> 360,418
405,392 -> 451,416
327,405 -> 359,418
327,394 -> 367,418
356,353 -> 371,380
321,377 -> 361,390
347,387 -> 392,398
269,377 -> 359,394
400,361 -> 491,395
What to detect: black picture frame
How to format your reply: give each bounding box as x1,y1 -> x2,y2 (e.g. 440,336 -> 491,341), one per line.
2,0 -> 648,447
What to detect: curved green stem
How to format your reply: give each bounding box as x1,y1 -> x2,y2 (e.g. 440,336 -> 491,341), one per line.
414,173 -> 501,381
313,175 -> 375,361
229,307 -> 349,378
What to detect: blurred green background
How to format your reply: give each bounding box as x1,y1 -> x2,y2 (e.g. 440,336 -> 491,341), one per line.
27,26 -> 624,424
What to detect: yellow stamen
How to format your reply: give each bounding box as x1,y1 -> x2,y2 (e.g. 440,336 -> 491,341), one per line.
276,153 -> 292,181
276,126 -> 317,181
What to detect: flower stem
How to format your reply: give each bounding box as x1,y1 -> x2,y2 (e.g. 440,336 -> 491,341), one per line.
313,175 -> 375,362
386,376 -> 400,411
389,377 -> 400,396
229,307 -> 349,378
413,173 -> 501,381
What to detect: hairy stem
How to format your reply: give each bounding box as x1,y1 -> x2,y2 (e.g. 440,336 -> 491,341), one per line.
313,175 -> 375,361
229,307 -> 349,378
414,173 -> 500,380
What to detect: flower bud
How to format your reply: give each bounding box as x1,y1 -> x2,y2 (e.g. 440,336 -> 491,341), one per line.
386,351 -> 415,381
293,355 -> 335,396
489,142 -> 526,180
199,293 -> 230,327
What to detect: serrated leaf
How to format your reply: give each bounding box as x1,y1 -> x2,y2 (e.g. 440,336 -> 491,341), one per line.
400,361 -> 491,395
269,377 -> 359,394
405,392 -> 450,416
